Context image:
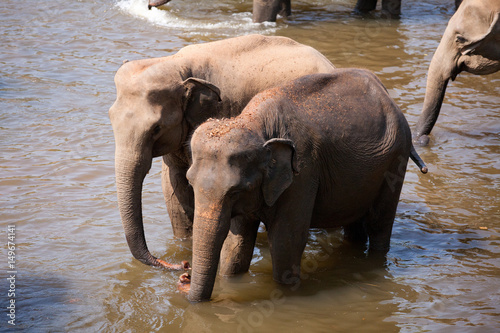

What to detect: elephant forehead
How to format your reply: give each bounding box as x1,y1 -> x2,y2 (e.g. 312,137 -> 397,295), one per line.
453,1 -> 497,37
204,118 -> 251,138
192,119 -> 258,145
192,125 -> 265,161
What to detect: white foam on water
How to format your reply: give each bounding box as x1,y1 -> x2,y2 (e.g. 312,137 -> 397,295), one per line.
115,0 -> 278,35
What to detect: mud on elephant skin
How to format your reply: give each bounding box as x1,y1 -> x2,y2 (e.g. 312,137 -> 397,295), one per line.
108,35 -> 335,270
414,0 -> 500,146
182,69 -> 427,302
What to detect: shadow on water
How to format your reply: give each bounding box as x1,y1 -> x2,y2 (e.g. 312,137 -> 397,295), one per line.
0,274 -> 82,331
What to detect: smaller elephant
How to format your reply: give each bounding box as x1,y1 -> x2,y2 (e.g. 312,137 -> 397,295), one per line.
183,69 -> 427,302
414,0 -> 500,145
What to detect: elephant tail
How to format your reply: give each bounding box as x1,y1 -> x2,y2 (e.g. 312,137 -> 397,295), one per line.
410,144 -> 428,174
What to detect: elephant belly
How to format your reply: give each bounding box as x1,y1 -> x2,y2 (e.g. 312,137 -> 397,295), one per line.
309,178 -> 383,228
310,195 -> 372,228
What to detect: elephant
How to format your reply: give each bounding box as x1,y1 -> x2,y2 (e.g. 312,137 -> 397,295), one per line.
108,34 -> 336,270
182,69 -> 428,302
148,1 -> 463,23
147,0 -> 402,22
414,0 -> 499,146
252,0 -> 465,23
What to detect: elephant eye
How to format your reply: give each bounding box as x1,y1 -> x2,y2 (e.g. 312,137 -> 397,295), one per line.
152,125 -> 162,136
456,35 -> 466,44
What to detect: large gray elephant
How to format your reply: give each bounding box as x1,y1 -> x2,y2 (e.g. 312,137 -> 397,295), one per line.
182,70 -> 428,302
108,35 -> 336,270
414,0 -> 499,145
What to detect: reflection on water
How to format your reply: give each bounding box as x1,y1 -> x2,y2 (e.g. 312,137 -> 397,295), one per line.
1,0 -> 499,331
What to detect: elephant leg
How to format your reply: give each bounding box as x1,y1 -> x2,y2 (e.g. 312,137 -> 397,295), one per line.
267,220 -> 309,288
219,218 -> 260,276
354,0 -> 378,13
162,156 -> 193,239
266,187 -> 316,287
278,0 -> 291,17
253,0 -> 289,23
366,158 -> 407,253
343,217 -> 368,246
381,0 -> 401,18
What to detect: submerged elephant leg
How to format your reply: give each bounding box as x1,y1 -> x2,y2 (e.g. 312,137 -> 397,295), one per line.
381,0 -> 401,18
267,188 -> 316,288
162,156 -> 194,239
267,219 -> 310,289
343,217 -> 368,247
219,218 -> 260,276
354,0 -> 378,14
253,0 -> 289,23
366,159 -> 407,254
278,0 -> 291,17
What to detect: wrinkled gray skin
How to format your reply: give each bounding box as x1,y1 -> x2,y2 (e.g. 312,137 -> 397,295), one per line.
415,0 -> 500,146
108,35 -> 335,270
186,70 -> 428,302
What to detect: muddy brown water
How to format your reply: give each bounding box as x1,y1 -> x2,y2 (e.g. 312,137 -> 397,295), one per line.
1,0 -> 499,331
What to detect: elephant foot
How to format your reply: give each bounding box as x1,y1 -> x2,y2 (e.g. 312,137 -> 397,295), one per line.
177,273 -> 191,294
156,259 -> 191,271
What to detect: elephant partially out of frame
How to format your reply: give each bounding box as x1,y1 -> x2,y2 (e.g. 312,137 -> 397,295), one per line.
148,0 -> 464,23
414,0 -> 499,145
108,35 -> 335,271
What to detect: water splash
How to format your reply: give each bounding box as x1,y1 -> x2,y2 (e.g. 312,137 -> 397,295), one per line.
115,0 -> 278,35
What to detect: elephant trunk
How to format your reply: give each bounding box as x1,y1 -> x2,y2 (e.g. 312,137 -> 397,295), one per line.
148,0 -> 171,10
415,40 -> 458,146
188,199 -> 232,302
115,149 -> 158,266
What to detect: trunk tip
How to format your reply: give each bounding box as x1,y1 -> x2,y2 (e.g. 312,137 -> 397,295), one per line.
414,134 -> 430,147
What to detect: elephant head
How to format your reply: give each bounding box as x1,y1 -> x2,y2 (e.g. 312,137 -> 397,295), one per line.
415,0 -> 500,145
185,120 -> 298,301
108,58 -> 221,267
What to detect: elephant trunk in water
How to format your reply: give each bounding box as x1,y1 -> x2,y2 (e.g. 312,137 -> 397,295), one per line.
188,198 -> 232,302
115,150 -> 157,266
115,150 -> 190,270
414,36 -> 458,146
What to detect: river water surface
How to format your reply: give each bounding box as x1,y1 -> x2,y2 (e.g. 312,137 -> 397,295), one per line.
1,0 -> 499,331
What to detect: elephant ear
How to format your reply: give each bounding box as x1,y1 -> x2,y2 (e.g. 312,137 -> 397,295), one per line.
261,138 -> 299,207
459,12 -> 499,55
183,77 -> 222,128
